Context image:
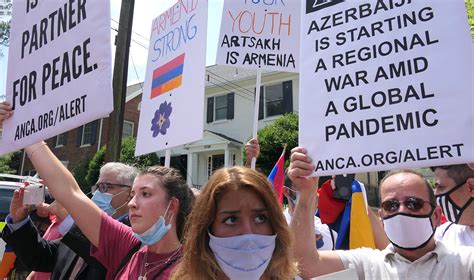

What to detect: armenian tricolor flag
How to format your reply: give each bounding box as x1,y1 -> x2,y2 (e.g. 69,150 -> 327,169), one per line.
151,53 -> 185,99
268,145 -> 286,205
318,179 -> 375,250
0,222 -> 15,278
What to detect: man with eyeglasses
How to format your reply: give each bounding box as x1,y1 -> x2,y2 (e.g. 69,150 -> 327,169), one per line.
2,162 -> 138,280
430,164 -> 473,247
287,147 -> 473,279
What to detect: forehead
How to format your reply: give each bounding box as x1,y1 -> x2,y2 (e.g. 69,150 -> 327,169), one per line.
433,168 -> 455,184
97,170 -> 118,182
380,172 -> 428,200
132,174 -> 164,192
216,187 -> 265,210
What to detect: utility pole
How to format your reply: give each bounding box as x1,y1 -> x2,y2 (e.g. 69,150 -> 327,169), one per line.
105,0 -> 135,162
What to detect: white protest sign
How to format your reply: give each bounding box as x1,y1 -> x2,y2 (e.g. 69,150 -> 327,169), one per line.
216,0 -> 300,72
300,0 -> 473,176
135,0 -> 208,156
0,0 -> 112,155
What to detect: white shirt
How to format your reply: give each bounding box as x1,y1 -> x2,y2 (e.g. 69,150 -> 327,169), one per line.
283,208 -> 337,251
336,241 -> 474,280
435,222 -> 474,247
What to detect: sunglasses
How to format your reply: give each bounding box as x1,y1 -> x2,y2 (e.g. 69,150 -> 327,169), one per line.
381,197 -> 433,213
94,182 -> 131,193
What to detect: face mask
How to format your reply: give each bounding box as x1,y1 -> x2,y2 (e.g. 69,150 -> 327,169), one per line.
435,181 -> 472,223
383,212 -> 435,250
91,190 -> 128,216
132,201 -> 172,245
208,233 -> 276,280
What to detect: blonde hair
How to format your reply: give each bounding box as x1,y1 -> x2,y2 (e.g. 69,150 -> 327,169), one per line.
171,166 -> 297,280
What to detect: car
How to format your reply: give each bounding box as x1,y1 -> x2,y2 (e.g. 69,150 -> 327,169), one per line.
0,174 -> 45,221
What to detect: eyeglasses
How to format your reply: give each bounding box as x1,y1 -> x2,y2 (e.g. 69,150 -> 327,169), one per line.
94,182 -> 131,193
381,197 -> 433,213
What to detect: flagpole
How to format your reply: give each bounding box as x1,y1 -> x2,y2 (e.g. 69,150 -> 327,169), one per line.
165,149 -> 171,168
251,69 -> 262,170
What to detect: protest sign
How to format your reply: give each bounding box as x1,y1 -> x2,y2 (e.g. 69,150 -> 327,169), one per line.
0,0 -> 112,155
216,0 -> 300,72
135,0 -> 208,156
299,0 -> 473,176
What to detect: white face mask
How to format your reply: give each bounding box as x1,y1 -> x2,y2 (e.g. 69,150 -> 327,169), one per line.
208,233 -> 276,280
383,212 -> 435,250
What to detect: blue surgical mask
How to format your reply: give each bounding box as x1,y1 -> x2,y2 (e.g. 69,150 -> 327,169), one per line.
132,201 -> 172,245
91,190 -> 127,216
208,233 -> 276,280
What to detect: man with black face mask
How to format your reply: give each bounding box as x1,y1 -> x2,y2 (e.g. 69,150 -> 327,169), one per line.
288,147 -> 473,279
431,164 -> 473,247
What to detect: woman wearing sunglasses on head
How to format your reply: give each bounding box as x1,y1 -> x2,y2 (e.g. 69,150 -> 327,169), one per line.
171,166 -> 298,280
24,141 -> 194,280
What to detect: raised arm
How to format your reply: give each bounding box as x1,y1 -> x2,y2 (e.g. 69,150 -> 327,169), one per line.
244,138 -> 260,167
25,142 -> 102,246
0,101 -> 12,128
288,147 -> 345,278
368,208 -> 389,249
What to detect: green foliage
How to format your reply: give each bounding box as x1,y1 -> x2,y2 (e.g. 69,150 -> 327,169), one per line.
247,113 -> 299,175
85,146 -> 106,188
120,137 -> 160,168
0,21 -> 10,47
0,151 -> 22,174
84,138 -> 160,188
72,155 -> 93,193
467,0 -> 474,38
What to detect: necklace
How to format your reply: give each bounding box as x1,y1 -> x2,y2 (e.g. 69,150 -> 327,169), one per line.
138,245 -> 182,280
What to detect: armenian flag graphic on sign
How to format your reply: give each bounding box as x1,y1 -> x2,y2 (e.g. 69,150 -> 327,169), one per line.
151,53 -> 185,99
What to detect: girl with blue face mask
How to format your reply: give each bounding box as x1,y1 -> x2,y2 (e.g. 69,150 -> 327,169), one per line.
24,141 -> 195,280
171,166 -> 298,280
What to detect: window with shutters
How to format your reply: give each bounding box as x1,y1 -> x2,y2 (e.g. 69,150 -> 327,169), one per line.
215,95 -> 228,121
122,120 -> 134,139
207,93 -> 234,123
55,132 -> 68,147
258,80 -> 293,120
78,121 -> 97,147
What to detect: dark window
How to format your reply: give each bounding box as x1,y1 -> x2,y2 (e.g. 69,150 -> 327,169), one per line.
55,132 -> 68,147
258,80 -> 293,119
76,121 -> 98,147
207,93 -> 235,123
215,95 -> 228,121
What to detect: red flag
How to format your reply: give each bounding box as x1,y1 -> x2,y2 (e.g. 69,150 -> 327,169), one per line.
268,145 -> 286,205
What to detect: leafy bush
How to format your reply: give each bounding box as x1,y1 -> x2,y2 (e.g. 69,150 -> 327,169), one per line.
85,137 -> 160,187
246,113 -> 299,175
0,151 -> 22,174
72,155 -> 93,193
120,137 -> 160,168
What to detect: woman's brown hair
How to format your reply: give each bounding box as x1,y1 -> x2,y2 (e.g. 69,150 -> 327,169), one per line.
171,166 -> 297,279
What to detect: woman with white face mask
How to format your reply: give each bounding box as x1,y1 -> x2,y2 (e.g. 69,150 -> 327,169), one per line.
171,166 -> 298,280
24,142 -> 194,280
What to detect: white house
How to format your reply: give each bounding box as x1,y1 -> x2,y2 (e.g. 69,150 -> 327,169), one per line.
131,64 -> 386,206
129,64 -> 298,188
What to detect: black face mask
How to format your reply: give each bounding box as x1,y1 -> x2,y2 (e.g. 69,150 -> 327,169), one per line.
435,181 -> 473,223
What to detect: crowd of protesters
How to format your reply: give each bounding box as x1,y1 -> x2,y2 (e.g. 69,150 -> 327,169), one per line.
0,102 -> 472,279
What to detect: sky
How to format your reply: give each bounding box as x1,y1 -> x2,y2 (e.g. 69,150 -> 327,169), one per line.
0,0 -> 224,97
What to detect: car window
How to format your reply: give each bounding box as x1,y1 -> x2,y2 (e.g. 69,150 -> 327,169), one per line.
0,186 -> 15,221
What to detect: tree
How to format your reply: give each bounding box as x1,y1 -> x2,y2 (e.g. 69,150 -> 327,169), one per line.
0,151 -> 22,174
467,0 -> 474,38
72,155 -> 93,193
248,113 -> 299,176
0,20 -> 10,47
85,137 -> 160,189
120,137 -> 160,168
